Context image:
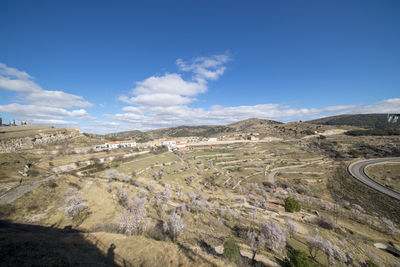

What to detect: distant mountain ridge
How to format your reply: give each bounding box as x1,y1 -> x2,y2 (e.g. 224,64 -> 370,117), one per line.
100,118 -> 339,142
307,114 -> 399,130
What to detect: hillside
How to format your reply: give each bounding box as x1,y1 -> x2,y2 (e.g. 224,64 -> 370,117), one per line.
101,118 -> 352,142
307,114 -> 400,130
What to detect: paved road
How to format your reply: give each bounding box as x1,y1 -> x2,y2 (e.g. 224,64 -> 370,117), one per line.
348,158 -> 400,201
0,151 -> 150,205
0,174 -> 58,205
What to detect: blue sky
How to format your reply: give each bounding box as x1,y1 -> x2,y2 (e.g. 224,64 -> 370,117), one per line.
0,0 -> 399,133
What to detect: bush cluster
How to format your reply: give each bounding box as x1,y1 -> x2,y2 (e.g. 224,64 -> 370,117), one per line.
223,237 -> 240,262
285,197 -> 301,212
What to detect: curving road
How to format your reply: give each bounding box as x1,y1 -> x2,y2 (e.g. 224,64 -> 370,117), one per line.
348,158 -> 400,201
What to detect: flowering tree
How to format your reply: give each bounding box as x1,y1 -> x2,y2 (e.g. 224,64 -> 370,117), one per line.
118,195 -> 151,235
117,187 -> 129,206
122,174 -> 131,183
147,181 -> 155,193
285,218 -> 298,237
162,184 -> 172,202
64,191 -> 88,220
305,235 -> 323,260
163,212 -> 185,241
381,217 -> 400,238
260,220 -> 286,252
187,191 -> 197,202
153,171 -> 162,180
246,230 -> 266,263
305,235 -> 347,266
106,169 -> 120,182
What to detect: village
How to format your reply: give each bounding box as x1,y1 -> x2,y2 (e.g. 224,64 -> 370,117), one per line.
98,132 -> 262,152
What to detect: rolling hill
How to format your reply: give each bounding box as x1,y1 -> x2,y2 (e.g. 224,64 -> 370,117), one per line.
307,114 -> 400,130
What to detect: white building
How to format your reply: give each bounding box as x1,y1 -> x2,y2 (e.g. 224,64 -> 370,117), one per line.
162,140 -> 177,148
208,137 -> 218,142
105,140 -> 136,149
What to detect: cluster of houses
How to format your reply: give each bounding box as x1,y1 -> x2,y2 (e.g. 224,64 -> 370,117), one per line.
95,140 -> 137,150
97,136 -> 221,151
95,132 -> 261,152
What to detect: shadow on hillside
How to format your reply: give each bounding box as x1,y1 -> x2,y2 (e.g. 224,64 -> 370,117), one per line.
0,220 -> 119,266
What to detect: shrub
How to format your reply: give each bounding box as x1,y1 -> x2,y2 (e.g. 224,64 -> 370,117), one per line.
362,259 -> 379,267
284,247 -> 314,267
45,180 -> 58,188
223,237 -> 240,262
285,197 -> 301,212
314,215 -> 335,230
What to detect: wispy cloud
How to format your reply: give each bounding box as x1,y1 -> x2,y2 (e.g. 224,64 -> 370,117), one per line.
0,62 -> 94,125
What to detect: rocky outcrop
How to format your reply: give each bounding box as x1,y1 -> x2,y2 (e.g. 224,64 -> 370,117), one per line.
0,129 -> 80,152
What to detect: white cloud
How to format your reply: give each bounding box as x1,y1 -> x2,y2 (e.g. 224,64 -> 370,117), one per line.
119,53 -> 231,107
176,53 -> 230,82
23,90 -> 92,108
106,53 -> 400,132
0,63 -> 32,80
106,98 -> 400,132
0,62 -> 92,108
0,62 -> 94,126
121,93 -> 194,106
133,73 -> 207,96
0,104 -> 93,120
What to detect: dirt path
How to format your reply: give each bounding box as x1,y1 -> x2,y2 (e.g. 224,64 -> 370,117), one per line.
0,174 -> 57,205
232,172 -> 263,189
268,158 -> 324,183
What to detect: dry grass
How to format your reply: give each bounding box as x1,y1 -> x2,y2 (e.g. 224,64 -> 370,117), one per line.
365,162 -> 400,192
